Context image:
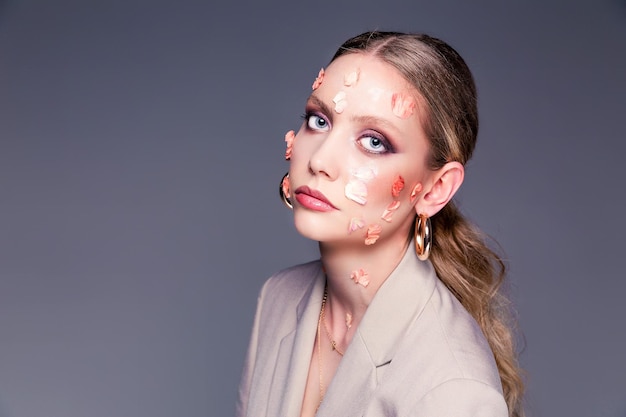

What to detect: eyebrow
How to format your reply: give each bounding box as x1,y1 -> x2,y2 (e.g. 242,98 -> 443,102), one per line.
307,95 -> 333,118
307,94 -> 400,133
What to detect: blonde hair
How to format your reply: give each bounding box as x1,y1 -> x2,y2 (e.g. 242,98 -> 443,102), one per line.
332,31 -> 525,417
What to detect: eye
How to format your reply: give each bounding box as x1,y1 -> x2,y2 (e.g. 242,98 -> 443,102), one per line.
306,113 -> 330,132
357,135 -> 390,154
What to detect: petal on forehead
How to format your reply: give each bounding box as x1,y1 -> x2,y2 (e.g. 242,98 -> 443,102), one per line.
334,99 -> 347,114
391,92 -> 417,119
312,68 -> 325,91
344,70 -> 360,87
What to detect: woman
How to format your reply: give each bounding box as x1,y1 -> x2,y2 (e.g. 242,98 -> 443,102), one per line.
237,31 -> 525,417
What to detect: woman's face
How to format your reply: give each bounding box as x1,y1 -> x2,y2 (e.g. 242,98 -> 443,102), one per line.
288,53 -> 435,248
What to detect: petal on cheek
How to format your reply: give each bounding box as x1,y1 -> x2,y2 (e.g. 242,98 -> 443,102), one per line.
312,68 -> 325,90
364,224 -> 382,245
350,268 -> 370,287
345,180 -> 368,205
381,200 -> 401,222
348,217 -> 365,233
284,130 -> 295,160
351,165 -> 378,181
410,183 -> 423,203
391,175 -> 405,197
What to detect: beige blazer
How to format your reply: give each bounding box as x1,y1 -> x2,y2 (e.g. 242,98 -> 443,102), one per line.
236,243 -> 508,417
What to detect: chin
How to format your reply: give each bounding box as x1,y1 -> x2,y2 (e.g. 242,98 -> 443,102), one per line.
293,210 -> 345,242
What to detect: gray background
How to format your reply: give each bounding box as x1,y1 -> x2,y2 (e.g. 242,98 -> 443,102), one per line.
1,0 -> 625,416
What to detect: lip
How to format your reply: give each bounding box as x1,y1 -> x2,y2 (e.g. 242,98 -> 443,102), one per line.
294,186 -> 338,212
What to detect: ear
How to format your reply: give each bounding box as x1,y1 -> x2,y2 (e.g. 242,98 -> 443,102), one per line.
414,161 -> 464,217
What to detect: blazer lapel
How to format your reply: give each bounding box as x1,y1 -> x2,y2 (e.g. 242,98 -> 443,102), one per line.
265,265 -> 326,417
317,242 -> 437,417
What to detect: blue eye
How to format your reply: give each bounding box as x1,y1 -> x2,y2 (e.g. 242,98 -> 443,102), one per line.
306,114 -> 329,131
358,135 -> 390,154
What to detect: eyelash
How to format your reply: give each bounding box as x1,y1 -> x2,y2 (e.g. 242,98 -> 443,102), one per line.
300,111 -> 395,155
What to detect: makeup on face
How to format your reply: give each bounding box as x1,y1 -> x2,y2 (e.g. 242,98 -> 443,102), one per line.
345,313 -> 353,329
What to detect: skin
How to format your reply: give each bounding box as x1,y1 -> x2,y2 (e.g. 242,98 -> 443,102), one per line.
291,53 -> 465,417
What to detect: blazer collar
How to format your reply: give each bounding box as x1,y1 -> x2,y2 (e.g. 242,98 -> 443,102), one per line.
318,241 -> 438,416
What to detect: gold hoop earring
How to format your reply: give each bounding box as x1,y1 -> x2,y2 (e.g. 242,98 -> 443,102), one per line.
414,214 -> 432,261
279,172 -> 293,209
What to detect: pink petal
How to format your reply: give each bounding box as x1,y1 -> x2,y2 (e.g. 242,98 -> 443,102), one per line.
312,68 -> 325,90
391,93 -> 416,119
284,130 -> 295,160
381,200 -> 401,222
345,180 -> 367,205
364,224 -> 382,245
344,70 -> 360,86
391,175 -> 405,197
410,183 -> 423,203
350,268 -> 370,287
348,217 -> 365,233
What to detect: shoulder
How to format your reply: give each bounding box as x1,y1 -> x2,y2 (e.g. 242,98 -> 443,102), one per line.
260,260 -> 322,300
254,260 -> 323,324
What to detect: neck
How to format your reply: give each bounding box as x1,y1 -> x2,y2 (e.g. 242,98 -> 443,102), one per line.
317,235 -> 411,347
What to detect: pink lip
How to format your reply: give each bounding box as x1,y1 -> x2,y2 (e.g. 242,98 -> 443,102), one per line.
294,186 -> 338,212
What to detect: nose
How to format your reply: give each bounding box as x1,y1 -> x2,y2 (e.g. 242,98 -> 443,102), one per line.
308,132 -> 342,180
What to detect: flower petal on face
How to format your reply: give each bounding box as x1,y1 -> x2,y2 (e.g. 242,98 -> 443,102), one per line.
333,91 -> 348,113
334,99 -> 347,114
345,180 -> 368,205
348,217 -> 365,233
350,268 -> 370,287
312,68 -> 325,90
381,200 -> 401,222
391,175 -> 405,197
284,130 -> 295,160
410,183 -> 423,203
281,175 -> 290,199
350,165 -> 378,181
391,92 -> 416,119
344,70 -> 360,87
364,224 -> 382,245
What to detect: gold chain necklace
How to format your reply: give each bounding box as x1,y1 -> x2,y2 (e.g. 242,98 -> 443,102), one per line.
320,287 -> 345,356
316,285 -> 344,410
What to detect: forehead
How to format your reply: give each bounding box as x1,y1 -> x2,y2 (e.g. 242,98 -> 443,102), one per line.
323,53 -> 415,96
